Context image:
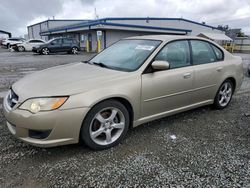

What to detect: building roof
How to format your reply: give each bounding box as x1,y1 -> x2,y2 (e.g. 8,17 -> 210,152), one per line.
38,17 -> 221,36
27,19 -> 92,28
127,34 -> 211,41
198,32 -> 232,41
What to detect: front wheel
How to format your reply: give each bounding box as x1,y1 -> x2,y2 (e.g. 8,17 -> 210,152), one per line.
18,46 -> 25,52
213,80 -> 234,109
42,47 -> 50,55
81,100 -> 130,150
71,47 -> 78,54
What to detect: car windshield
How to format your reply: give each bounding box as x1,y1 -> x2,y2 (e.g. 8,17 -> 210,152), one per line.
89,39 -> 161,71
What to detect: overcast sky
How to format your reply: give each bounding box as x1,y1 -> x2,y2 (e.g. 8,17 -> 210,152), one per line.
1,0 -> 250,37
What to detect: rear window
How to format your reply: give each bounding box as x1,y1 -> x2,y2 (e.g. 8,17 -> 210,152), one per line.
211,44 -> 224,61
190,40 -> 217,65
63,38 -> 73,44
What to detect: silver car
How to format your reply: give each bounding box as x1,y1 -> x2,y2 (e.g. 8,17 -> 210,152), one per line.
3,35 -> 244,150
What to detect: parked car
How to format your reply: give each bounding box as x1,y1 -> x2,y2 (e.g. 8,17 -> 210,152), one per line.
15,39 -> 45,52
3,35 -> 243,150
32,37 -> 79,55
2,37 -> 26,48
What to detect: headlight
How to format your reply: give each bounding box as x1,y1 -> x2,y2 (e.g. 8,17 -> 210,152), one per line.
19,97 -> 68,113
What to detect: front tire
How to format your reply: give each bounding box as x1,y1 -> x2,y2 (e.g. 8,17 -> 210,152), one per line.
42,47 -> 50,55
18,46 -> 25,52
81,100 -> 130,150
213,80 -> 233,109
71,47 -> 78,54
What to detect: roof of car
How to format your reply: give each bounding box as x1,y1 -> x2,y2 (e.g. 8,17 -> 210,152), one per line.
126,35 -> 209,41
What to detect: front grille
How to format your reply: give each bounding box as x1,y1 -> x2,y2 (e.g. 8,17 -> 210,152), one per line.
7,89 -> 19,108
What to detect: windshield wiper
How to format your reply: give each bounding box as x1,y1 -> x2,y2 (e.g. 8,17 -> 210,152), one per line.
91,62 -> 110,68
82,60 -> 91,64
82,60 -> 112,69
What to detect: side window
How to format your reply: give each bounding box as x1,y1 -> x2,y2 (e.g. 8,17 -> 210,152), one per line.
155,40 -> 191,69
51,39 -> 61,44
211,44 -> 223,61
30,40 -> 43,43
63,38 -> 73,44
191,40 -> 216,65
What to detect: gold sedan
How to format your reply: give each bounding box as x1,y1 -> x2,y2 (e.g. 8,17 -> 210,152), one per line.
3,35 -> 243,150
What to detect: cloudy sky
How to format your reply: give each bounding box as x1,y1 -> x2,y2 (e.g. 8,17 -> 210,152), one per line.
1,0 -> 250,37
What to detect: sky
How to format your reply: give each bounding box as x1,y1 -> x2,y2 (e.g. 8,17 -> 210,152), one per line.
1,0 -> 250,37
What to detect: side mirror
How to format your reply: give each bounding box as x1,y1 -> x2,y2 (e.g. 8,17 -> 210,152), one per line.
151,60 -> 170,71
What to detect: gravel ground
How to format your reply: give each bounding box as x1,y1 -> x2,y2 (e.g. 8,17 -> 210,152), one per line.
0,48 -> 249,188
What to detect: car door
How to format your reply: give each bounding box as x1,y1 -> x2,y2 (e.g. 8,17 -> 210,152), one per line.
61,38 -> 72,52
25,40 -> 34,51
141,40 -> 194,118
190,40 -> 224,104
48,39 -> 62,52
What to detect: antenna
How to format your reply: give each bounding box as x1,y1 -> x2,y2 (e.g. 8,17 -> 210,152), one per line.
94,7 -> 99,19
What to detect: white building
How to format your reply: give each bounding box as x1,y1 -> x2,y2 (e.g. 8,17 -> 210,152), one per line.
27,17 -> 224,52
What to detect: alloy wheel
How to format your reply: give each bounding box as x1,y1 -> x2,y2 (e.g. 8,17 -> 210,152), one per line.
89,107 -> 125,146
72,47 -> 78,54
18,46 -> 25,52
218,82 -> 232,107
42,48 -> 49,55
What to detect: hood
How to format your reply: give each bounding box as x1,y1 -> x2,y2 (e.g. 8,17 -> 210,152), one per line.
12,62 -> 129,101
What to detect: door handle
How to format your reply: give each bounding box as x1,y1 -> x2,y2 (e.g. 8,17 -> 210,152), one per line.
183,73 -> 191,79
216,67 -> 223,72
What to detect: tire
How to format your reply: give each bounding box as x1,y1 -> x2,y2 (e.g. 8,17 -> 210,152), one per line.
213,80 -> 234,109
6,43 -> 10,49
42,47 -> 50,55
18,46 -> 25,52
81,100 -> 130,150
71,47 -> 78,54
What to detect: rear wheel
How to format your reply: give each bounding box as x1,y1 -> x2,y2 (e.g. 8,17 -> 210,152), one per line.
213,80 -> 233,109
81,100 -> 130,150
71,47 -> 78,54
18,46 -> 25,52
42,47 -> 49,55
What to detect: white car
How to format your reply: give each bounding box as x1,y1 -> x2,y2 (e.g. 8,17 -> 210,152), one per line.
2,38 -> 26,48
17,39 -> 45,52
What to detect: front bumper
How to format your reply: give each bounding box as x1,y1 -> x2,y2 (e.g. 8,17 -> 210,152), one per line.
3,94 -> 89,147
32,47 -> 41,53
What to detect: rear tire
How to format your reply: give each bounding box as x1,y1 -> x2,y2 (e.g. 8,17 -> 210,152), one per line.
213,80 -> 234,109
81,100 -> 130,150
42,47 -> 49,55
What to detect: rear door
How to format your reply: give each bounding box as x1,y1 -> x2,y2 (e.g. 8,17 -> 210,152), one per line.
141,40 -> 194,118
190,40 -> 224,103
62,38 -> 73,51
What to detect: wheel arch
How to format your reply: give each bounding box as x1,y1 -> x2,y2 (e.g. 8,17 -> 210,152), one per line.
224,77 -> 236,93
83,96 -> 134,129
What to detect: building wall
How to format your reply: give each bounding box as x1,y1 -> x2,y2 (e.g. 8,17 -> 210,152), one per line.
105,30 -> 163,47
234,37 -> 250,53
28,18 -> 224,52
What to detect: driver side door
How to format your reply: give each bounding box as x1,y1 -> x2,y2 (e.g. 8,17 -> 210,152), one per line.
49,39 -> 62,52
141,40 -> 194,118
